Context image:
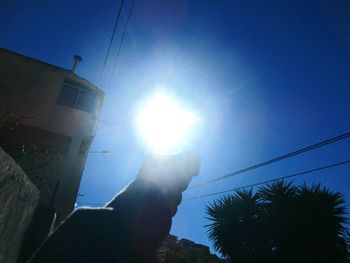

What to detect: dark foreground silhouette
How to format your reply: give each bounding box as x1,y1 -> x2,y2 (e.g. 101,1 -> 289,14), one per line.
28,151 -> 200,263
206,181 -> 350,263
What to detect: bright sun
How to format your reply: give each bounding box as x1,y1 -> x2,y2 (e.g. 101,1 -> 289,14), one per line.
136,93 -> 197,153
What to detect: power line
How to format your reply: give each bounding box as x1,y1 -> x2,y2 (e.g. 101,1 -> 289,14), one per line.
185,159 -> 350,200
98,0 -> 125,86
108,0 -> 135,88
190,131 -> 350,189
76,160 -> 350,205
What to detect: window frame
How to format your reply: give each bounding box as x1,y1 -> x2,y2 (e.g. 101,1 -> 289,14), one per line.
57,80 -> 100,114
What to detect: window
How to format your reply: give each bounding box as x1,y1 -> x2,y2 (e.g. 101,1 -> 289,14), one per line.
77,90 -> 99,113
57,80 -> 99,114
57,84 -> 79,108
79,138 -> 92,155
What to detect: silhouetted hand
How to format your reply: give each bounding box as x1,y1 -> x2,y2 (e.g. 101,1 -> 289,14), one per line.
137,150 -> 201,216
28,151 -> 200,263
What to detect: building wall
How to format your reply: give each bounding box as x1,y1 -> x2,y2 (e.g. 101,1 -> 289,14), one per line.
0,48 -> 104,217
0,48 -> 104,261
0,147 -> 39,263
0,48 -> 101,138
158,235 -> 223,263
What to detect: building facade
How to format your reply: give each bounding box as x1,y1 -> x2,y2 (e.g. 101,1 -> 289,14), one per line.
0,48 -> 104,261
159,234 -> 224,263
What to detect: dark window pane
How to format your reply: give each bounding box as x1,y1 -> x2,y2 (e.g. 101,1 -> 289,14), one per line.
77,90 -> 99,113
57,85 -> 79,108
79,139 -> 92,154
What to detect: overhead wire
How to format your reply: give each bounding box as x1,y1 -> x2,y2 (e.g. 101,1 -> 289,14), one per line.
98,0 -> 125,86
81,130 -> 350,204
77,160 -> 350,205
108,0 -> 135,88
94,0 -> 134,135
189,131 -> 350,189
86,1 -> 350,206
185,159 -> 350,200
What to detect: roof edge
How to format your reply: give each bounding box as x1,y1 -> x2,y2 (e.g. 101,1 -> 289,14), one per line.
0,47 -> 104,95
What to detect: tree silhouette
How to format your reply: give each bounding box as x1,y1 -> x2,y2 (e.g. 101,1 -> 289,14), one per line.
206,181 -> 349,263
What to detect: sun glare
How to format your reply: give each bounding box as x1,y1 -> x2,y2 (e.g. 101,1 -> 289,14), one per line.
136,93 -> 197,153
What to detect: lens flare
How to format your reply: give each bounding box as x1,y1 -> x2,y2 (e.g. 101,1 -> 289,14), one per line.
136,93 -> 197,153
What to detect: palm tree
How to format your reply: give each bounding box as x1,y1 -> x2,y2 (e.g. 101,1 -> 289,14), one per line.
258,181 -> 299,262
205,181 -> 349,263
294,184 -> 349,262
206,189 -> 270,262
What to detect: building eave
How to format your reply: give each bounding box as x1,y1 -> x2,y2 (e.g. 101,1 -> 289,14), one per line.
0,47 -> 105,96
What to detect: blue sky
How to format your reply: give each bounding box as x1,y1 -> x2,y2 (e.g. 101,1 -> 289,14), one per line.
1,0 -> 350,252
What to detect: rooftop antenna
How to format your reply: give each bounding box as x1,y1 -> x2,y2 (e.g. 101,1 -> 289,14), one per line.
71,55 -> 82,73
